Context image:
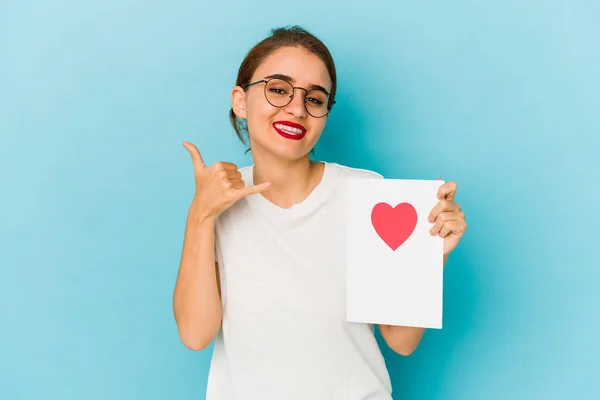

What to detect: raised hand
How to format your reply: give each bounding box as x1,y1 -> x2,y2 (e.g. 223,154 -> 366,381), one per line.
182,141 -> 271,221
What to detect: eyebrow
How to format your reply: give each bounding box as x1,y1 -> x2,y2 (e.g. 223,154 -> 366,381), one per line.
264,73 -> 331,95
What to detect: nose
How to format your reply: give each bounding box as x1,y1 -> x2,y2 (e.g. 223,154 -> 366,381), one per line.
283,88 -> 307,118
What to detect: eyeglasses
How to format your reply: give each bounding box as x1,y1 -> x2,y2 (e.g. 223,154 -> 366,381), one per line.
243,78 -> 336,118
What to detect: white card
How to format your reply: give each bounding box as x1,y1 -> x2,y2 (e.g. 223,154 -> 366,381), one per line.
346,178 -> 444,329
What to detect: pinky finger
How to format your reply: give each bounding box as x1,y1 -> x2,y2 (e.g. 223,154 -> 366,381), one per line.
235,181 -> 272,198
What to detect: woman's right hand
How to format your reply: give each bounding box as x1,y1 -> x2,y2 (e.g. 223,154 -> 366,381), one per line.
182,141 -> 271,222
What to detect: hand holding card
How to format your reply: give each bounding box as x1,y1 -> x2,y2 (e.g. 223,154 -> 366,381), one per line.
428,180 -> 467,255
346,178 -> 447,329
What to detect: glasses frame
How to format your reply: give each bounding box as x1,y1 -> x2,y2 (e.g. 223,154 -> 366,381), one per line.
242,78 -> 336,118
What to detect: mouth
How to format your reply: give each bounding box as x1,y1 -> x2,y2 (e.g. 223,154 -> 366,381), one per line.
272,121 -> 307,140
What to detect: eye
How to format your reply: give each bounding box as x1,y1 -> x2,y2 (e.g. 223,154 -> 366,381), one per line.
306,97 -> 323,105
269,86 -> 289,95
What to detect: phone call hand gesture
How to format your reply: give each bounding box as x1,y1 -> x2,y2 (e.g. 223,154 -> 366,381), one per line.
182,141 -> 271,221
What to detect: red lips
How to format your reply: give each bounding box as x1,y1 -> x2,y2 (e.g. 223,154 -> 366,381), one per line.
273,120 -> 307,140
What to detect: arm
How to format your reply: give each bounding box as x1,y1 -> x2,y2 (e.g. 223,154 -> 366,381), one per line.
378,254 -> 448,356
173,215 -> 222,351
174,141 -> 272,351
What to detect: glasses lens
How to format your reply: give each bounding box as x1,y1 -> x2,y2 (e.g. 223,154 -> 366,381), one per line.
265,79 -> 294,107
304,89 -> 329,118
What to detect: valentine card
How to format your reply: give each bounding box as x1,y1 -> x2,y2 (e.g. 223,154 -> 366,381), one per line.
346,178 -> 444,329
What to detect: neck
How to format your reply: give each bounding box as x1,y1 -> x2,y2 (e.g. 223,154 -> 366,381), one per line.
251,151 -> 324,209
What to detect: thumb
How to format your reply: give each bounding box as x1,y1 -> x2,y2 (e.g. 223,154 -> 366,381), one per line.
182,141 -> 207,171
234,181 -> 272,199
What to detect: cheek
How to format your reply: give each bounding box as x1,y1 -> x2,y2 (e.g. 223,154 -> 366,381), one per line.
245,95 -> 277,129
310,120 -> 327,139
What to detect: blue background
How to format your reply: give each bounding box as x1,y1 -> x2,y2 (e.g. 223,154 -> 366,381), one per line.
1,1 -> 598,399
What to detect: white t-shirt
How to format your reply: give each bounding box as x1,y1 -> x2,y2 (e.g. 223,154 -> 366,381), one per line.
206,162 -> 393,400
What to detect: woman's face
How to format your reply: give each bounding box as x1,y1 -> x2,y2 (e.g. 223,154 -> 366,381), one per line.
232,46 -> 332,162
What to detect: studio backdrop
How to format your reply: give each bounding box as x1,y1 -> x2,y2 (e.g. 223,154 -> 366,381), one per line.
1,1 -> 598,399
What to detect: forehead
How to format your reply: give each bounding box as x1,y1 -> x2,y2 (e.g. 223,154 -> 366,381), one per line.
252,46 -> 332,90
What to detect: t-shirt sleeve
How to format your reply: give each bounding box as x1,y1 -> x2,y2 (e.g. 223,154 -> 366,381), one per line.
345,166 -> 384,180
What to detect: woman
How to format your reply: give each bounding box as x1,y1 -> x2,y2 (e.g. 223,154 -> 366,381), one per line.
173,26 -> 467,400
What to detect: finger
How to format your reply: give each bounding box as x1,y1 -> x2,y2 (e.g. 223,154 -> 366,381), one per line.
439,220 -> 467,238
227,178 -> 245,190
437,181 -> 457,201
213,161 -> 239,171
182,141 -> 206,171
429,211 -> 465,235
226,170 -> 242,180
428,200 -> 461,223
217,170 -> 242,184
234,181 -> 272,198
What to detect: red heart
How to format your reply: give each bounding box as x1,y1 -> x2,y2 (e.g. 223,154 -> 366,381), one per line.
371,202 -> 418,251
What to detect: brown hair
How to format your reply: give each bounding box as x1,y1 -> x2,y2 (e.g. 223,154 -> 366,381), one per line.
229,25 -> 337,150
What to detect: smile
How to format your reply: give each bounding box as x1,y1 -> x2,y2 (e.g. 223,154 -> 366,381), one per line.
273,121 -> 307,140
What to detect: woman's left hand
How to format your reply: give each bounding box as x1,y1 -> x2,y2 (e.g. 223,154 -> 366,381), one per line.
427,180 -> 467,255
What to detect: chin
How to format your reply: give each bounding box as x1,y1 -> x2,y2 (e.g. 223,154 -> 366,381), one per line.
248,123 -> 321,160
268,143 -> 313,161
275,132 -> 322,157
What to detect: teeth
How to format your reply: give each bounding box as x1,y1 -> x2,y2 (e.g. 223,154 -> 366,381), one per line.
275,123 -> 304,134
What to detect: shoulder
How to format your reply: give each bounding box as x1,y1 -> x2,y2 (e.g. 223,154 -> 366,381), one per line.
325,162 -> 384,180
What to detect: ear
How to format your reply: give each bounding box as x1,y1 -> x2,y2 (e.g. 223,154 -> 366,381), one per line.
231,86 -> 247,119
